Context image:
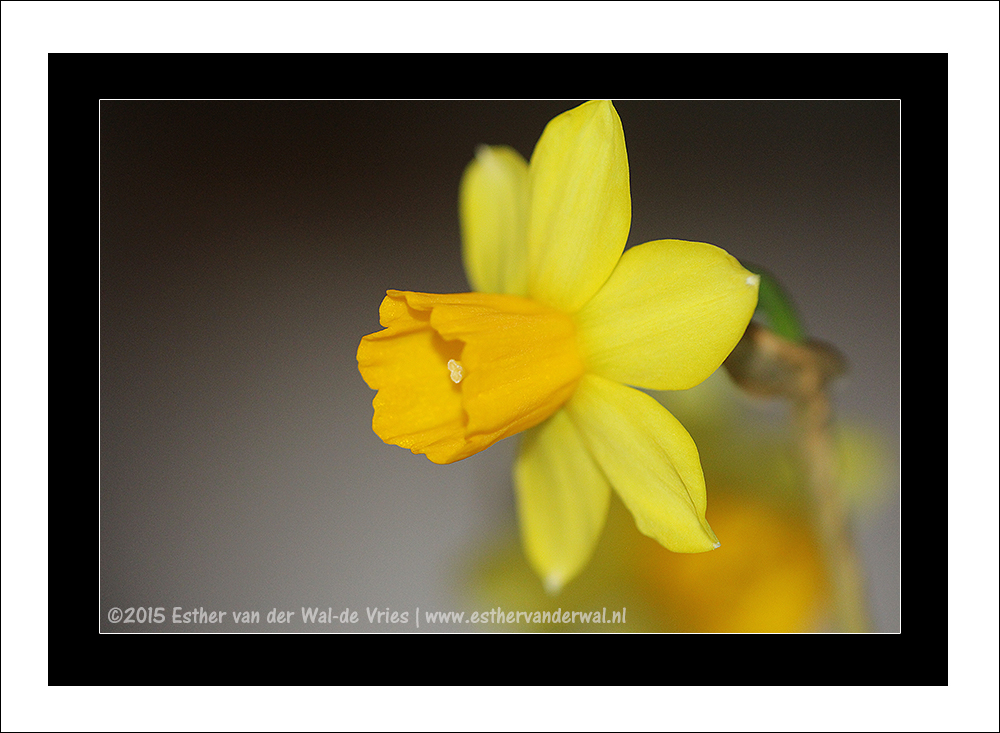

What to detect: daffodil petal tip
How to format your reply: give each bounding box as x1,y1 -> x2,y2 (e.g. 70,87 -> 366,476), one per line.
544,573 -> 564,596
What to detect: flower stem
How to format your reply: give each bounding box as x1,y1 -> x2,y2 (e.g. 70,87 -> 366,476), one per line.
725,322 -> 871,633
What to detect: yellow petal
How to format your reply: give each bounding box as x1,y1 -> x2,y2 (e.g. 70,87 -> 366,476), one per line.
514,410 -> 611,594
459,145 -> 530,296
575,239 -> 759,391
564,374 -> 719,553
357,290 -> 584,464
526,100 -> 631,313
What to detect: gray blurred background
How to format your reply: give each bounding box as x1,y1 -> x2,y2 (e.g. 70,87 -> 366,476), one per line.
100,100 -> 899,632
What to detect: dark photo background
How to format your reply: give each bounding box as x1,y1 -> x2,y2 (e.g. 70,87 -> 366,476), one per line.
99,100 -> 900,632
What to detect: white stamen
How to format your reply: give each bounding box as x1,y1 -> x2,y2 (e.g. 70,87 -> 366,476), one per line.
447,359 -> 464,384
746,274 -> 760,287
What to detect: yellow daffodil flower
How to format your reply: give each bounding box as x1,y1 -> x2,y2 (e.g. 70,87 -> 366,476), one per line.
357,101 -> 759,592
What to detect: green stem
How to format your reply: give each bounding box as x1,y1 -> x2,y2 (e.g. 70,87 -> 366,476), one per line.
791,370 -> 871,633
724,323 -> 870,632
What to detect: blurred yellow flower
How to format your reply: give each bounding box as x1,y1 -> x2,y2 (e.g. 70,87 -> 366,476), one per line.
358,101 -> 759,591
466,493 -> 829,633
633,494 -> 828,633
